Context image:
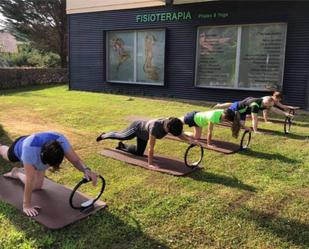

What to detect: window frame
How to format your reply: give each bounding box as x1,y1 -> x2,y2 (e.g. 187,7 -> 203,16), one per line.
194,22 -> 287,91
106,28 -> 166,86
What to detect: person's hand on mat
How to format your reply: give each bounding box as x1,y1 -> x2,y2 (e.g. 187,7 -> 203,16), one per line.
84,169 -> 98,186
23,205 -> 40,217
253,131 -> 264,134
265,121 -> 273,124
207,143 -> 216,148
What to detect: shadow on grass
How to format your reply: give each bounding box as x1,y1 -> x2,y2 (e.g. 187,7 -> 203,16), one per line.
290,117 -> 309,128
239,149 -> 301,164
255,116 -> 309,129
258,128 -> 309,140
239,208 -> 309,248
293,122 -> 309,128
1,204 -> 169,249
189,170 -> 256,192
270,120 -> 309,129
0,84 -> 66,96
275,131 -> 308,140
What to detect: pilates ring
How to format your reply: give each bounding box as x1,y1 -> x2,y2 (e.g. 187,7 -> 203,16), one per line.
289,109 -> 295,115
240,129 -> 251,150
69,175 -> 106,212
284,108 -> 296,134
284,117 -> 292,134
184,144 -> 204,168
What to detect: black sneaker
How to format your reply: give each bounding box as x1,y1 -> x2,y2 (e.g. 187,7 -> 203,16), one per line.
115,141 -> 125,150
96,132 -> 105,142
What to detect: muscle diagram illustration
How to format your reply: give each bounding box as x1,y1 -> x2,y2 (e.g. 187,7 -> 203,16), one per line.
112,37 -> 130,72
199,32 -> 231,55
143,34 -> 159,81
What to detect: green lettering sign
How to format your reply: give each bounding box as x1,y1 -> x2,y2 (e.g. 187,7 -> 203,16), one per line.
198,12 -> 229,19
136,11 -> 227,23
136,11 -> 192,23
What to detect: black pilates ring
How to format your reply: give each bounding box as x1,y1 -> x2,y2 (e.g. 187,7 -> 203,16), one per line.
289,109 -> 295,116
69,175 -> 106,211
240,129 -> 251,150
284,117 -> 292,134
184,144 -> 204,168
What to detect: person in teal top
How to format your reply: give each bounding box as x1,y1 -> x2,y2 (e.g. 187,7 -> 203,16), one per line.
179,109 -> 241,147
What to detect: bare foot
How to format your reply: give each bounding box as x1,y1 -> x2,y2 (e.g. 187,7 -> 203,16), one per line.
207,144 -> 216,149
3,167 -> 21,179
148,164 -> 159,169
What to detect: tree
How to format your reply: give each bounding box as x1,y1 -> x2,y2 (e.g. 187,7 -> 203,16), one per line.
0,0 -> 67,67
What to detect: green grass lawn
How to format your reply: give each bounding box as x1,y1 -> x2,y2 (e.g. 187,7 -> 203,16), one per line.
0,85 -> 309,249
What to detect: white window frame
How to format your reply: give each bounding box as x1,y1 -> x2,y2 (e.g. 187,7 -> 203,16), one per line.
106,29 -> 165,86
195,23 -> 287,91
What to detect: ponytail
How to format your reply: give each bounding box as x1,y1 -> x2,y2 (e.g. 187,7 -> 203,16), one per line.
223,109 -> 241,138
231,111 -> 241,138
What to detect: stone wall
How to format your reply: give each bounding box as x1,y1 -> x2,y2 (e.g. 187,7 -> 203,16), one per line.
0,68 -> 68,89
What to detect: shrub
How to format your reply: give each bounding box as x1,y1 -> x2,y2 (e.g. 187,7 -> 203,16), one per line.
0,43 -> 61,68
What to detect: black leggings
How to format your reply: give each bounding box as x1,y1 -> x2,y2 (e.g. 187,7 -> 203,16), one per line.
101,121 -> 148,156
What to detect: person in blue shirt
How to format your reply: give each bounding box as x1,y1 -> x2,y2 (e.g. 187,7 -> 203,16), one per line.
0,131 -> 98,217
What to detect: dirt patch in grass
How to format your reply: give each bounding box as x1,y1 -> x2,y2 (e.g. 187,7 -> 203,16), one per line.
291,188 -> 309,198
0,109 -> 94,149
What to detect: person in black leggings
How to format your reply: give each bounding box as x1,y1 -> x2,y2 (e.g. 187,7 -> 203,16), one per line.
96,117 -> 184,168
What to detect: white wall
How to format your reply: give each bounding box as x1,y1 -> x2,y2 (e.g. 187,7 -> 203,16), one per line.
67,0 -> 165,14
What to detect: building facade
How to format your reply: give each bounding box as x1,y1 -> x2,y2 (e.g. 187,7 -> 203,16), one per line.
67,1 -> 309,109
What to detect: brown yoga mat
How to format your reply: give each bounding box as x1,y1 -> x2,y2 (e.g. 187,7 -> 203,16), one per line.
259,117 -> 285,124
165,134 -> 240,154
0,175 -> 106,230
219,122 -> 273,134
247,116 -> 285,124
100,148 -> 201,176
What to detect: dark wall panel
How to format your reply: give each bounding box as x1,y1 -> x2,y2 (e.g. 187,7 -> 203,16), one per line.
69,1 -> 309,108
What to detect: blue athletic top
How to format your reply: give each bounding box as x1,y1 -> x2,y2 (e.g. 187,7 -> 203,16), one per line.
229,97 -> 265,114
14,131 -> 71,171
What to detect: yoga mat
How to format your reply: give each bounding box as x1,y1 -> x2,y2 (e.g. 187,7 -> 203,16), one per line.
100,148 -> 201,176
218,122 -> 273,134
165,135 -> 240,154
0,175 -> 106,230
247,116 -> 286,124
